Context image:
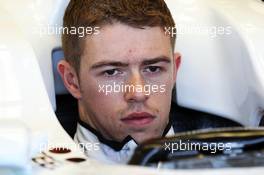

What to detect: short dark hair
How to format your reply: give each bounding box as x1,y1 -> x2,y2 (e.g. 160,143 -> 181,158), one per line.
62,0 -> 176,73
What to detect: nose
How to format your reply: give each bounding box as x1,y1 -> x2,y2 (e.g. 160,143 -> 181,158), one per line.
124,71 -> 149,103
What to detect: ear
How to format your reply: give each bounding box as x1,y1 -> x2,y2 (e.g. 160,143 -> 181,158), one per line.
57,60 -> 82,99
173,52 -> 181,83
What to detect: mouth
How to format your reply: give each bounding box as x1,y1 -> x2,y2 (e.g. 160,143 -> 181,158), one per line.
121,112 -> 155,126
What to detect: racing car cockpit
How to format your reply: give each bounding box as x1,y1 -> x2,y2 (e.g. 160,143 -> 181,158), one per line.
1,0 -> 264,174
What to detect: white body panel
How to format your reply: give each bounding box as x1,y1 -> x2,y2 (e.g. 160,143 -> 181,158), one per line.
166,0 -> 264,126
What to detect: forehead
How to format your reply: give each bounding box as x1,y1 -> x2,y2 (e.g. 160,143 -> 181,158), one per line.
81,23 -> 173,65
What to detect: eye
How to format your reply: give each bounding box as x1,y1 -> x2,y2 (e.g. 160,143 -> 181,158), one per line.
103,69 -> 121,76
144,66 -> 161,73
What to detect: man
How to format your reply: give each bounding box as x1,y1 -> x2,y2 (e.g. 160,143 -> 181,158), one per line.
58,0 -> 240,164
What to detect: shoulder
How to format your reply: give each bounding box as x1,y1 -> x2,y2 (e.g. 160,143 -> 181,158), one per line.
169,102 -> 242,133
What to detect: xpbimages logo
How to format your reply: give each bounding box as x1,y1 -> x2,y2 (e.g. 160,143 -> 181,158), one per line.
98,82 -> 166,95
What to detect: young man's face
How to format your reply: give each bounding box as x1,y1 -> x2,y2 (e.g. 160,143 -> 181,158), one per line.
60,23 -> 180,143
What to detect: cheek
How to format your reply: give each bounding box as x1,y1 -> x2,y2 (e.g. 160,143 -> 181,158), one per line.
80,79 -> 102,101
148,77 -> 173,118
149,75 -> 174,97
80,78 -> 125,117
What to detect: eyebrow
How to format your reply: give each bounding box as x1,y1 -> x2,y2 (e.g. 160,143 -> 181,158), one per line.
90,56 -> 171,70
90,61 -> 129,69
142,56 -> 171,65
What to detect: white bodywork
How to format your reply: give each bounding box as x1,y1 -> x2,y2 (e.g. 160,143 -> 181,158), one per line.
169,0 -> 264,126
0,0 -> 264,174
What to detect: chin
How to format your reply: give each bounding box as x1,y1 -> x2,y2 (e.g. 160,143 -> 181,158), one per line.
133,133 -> 162,144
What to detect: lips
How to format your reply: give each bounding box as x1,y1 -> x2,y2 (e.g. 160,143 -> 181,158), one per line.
121,112 -> 155,126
